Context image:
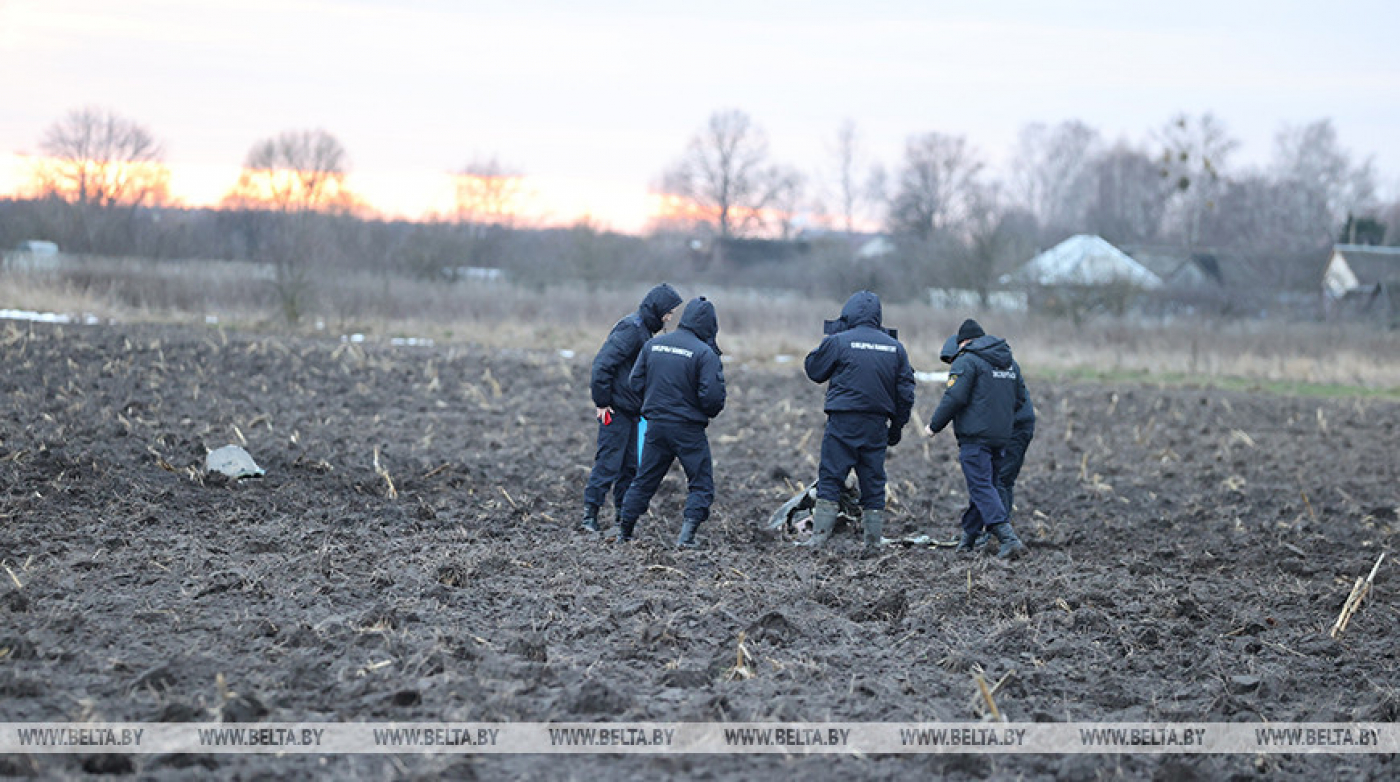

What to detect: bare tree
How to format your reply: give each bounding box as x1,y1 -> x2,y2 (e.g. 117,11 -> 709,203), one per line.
27,106 -> 172,251
222,129 -> 359,214
820,118 -> 880,234
452,156 -> 530,234
949,185 -> 1038,305
659,109 -> 788,238
1378,195 -> 1400,245
1082,143 -> 1170,245
1010,120 -> 1101,234
1154,112 -> 1240,248
1199,173 -> 1329,291
885,131 -> 985,240
1270,119 -> 1377,244
767,165 -> 808,240
221,129 -> 360,323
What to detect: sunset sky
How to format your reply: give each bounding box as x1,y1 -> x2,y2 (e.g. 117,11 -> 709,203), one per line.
2,0 -> 1397,233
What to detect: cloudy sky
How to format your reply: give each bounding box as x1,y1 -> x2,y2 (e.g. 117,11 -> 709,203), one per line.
2,0 -> 1396,232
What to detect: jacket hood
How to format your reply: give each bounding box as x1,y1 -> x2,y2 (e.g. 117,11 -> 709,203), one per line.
679,297 -> 721,355
939,335 -> 960,364
639,283 -> 683,333
839,290 -> 883,330
965,335 -> 1013,370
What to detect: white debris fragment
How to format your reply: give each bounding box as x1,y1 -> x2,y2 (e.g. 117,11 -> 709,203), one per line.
205,445 -> 265,479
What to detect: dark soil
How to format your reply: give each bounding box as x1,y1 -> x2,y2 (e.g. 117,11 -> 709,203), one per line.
1,321 -> 1397,780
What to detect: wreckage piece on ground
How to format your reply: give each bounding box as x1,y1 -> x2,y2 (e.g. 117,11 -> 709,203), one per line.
763,473 -> 956,547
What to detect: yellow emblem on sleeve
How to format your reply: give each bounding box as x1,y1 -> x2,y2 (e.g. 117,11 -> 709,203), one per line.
946,375 -> 957,387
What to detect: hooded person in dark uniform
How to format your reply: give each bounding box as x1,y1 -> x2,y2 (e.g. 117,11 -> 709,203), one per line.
939,333 -> 1036,551
924,319 -> 1029,559
582,283 -> 683,533
615,297 -> 726,548
803,291 -> 916,552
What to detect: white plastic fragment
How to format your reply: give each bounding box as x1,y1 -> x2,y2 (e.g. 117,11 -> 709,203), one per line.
205,445 -> 265,479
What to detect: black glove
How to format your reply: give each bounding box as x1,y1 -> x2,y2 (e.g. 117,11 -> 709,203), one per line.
887,425 -> 902,447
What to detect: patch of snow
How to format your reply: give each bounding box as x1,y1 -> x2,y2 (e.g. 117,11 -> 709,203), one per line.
0,309 -> 101,325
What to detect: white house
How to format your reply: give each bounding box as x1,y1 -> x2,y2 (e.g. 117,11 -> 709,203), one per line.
1008,235 -> 1164,289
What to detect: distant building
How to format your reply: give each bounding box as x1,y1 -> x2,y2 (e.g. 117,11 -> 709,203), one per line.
1322,244 -> 1400,327
1003,235 -> 1163,320
855,236 -> 895,260
442,266 -> 505,283
2,240 -> 63,272
16,240 -> 59,256
1122,245 -> 1225,289
1009,235 -> 1164,289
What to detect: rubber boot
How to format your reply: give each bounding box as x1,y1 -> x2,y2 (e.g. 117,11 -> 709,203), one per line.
974,530 -> 993,551
955,530 -> 980,554
614,516 -> 636,543
676,519 -> 700,549
800,499 -> 839,548
988,522 -> 1027,560
862,508 -> 884,552
581,503 -> 600,533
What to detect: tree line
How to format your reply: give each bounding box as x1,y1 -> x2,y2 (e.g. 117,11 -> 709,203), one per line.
2,105 -> 1395,322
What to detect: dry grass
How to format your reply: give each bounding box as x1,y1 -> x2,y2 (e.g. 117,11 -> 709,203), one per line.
3,254 -> 1398,391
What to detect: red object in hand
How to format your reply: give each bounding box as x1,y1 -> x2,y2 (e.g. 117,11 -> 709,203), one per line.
602,410 -> 612,425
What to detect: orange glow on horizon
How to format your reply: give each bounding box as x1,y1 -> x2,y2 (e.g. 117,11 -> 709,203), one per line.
0,153 -> 666,234
643,192 -> 802,237
449,171 -> 532,224
16,152 -> 175,207
221,166 -> 367,215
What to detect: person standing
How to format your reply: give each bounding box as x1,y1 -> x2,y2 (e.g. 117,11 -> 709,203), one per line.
803,291 -> 916,552
924,319 -> 1028,559
997,352 -> 1035,528
582,283 -> 683,533
615,297 -> 726,548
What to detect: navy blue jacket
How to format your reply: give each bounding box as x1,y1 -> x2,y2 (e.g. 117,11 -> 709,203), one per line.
927,335 -> 1023,446
1012,365 -> 1035,441
942,335 -> 1035,441
590,284 -> 682,414
804,291 -> 915,428
629,297 -> 725,426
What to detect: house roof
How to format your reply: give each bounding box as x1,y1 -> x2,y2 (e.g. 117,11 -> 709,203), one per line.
1013,235 -> 1163,289
1123,246 -> 1224,286
1332,244 -> 1400,285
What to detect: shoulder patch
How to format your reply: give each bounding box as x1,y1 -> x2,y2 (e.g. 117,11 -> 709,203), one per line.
946,375 -> 957,388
